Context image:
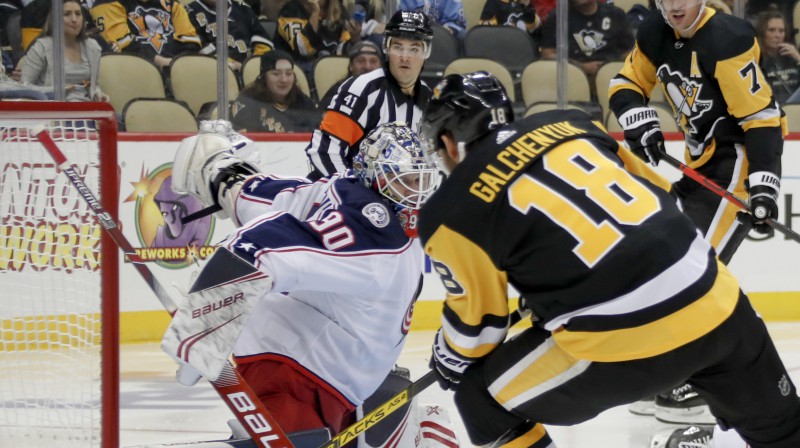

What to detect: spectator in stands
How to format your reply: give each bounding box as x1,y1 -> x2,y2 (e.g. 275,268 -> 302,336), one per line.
275,0 -> 359,78
263,0 -> 289,19
231,50 -> 320,132
349,0 -> 385,47
746,0 -> 794,31
398,0 -> 465,39
756,8 -> 800,104
534,0 -> 554,20
20,0 -> 47,51
21,0 -> 112,53
706,0 -> 731,14
539,0 -> 634,99
0,0 -> 22,58
91,0 -> 201,73
0,45 -> 51,100
319,39 -> 380,106
20,0 -> 109,102
479,0 -> 540,35
186,0 -> 274,73
625,0 -> 655,35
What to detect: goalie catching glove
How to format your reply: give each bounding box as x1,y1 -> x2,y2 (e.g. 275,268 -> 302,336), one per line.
161,247 -> 273,382
619,107 -> 665,166
429,327 -> 475,390
748,171 -> 781,235
172,120 -> 260,221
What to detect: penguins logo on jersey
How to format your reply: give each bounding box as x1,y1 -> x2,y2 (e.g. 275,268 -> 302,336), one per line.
657,65 -> 712,134
128,6 -> 175,53
573,29 -> 606,57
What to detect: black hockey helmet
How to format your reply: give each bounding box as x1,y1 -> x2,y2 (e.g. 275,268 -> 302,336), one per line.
383,10 -> 433,59
421,71 -> 513,168
384,10 -> 434,44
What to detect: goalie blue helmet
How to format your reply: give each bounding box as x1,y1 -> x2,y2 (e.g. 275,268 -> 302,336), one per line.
353,122 -> 441,237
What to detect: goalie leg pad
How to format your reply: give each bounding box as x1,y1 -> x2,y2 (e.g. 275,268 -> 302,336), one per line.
356,370 -> 414,448
161,248 -> 273,381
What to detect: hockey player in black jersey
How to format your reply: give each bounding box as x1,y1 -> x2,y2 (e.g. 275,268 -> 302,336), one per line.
90,0 -> 201,71
609,0 -> 783,261
185,0 -> 273,70
418,71 -> 800,448
609,0 -> 786,430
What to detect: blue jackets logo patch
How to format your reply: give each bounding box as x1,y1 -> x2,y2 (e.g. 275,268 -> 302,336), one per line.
362,202 -> 391,228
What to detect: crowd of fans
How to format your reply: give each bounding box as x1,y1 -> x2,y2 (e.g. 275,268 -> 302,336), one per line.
0,0 -> 796,132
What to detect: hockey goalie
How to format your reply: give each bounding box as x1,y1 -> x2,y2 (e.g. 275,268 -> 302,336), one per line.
159,120 -> 459,447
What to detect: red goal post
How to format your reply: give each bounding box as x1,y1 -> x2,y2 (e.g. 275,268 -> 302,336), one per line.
0,102 -> 119,448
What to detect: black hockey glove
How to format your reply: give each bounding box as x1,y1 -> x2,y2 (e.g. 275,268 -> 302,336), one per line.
618,107 -> 665,166
430,328 -> 473,391
748,171 -> 781,235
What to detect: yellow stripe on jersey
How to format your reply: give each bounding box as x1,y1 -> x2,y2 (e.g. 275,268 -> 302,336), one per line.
91,2 -> 132,49
501,423 -> 550,448
488,337 -> 590,410
616,143 -> 673,193
21,28 -> 40,51
715,40 -> 780,130
552,259 -> 740,362
425,225 -> 509,358
278,16 -> 315,56
697,143 -> 748,250
609,44 -> 658,100
709,197 -> 744,249
170,3 -> 201,45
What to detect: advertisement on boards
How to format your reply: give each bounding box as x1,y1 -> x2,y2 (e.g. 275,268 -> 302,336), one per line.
111,136 -> 800,335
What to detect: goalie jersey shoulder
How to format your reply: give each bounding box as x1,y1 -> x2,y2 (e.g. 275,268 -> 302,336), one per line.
326,177 -> 412,248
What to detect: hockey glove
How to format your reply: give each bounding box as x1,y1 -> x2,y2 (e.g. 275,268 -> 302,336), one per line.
430,327 -> 473,390
199,119 -> 252,150
618,107 -> 665,166
748,171 -> 781,235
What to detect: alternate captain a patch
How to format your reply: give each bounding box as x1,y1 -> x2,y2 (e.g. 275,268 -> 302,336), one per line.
362,202 -> 391,228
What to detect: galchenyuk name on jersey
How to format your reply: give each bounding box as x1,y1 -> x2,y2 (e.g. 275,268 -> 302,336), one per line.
471,121 -> 587,202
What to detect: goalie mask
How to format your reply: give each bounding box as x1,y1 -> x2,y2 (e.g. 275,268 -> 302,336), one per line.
353,122 -> 441,237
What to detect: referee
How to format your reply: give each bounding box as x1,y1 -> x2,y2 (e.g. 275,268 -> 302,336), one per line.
305,10 -> 433,179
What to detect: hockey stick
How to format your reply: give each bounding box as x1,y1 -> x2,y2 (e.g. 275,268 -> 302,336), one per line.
34,127 -> 295,448
658,150 -> 800,244
320,308 -> 531,448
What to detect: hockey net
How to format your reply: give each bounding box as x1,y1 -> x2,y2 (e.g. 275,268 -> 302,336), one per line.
0,102 -> 119,448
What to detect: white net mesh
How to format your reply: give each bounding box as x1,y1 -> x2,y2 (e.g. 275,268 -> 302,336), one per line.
0,119 -> 110,447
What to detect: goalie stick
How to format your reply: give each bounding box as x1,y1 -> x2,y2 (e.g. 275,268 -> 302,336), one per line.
34,127 -> 296,448
320,308 -> 531,448
658,150 -> 800,244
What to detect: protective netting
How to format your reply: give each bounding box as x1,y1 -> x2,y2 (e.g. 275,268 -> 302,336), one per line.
0,118 -> 110,448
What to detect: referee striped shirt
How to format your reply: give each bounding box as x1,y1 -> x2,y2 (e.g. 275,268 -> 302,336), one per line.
305,66 -> 431,177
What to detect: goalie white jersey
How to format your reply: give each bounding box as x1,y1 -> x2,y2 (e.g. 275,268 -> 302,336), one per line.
228,172 -> 423,406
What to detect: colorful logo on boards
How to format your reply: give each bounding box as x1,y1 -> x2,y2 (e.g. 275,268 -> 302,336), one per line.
125,163 -> 216,269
